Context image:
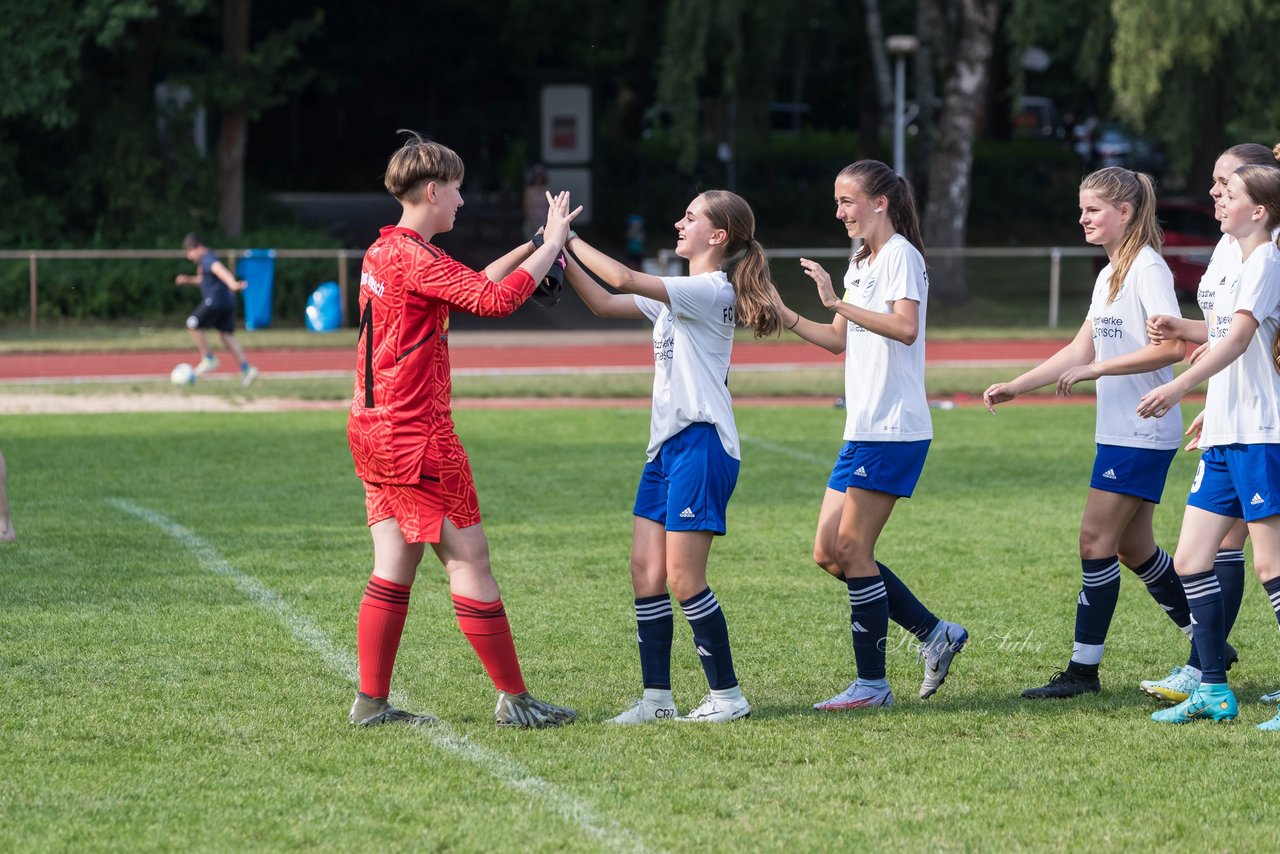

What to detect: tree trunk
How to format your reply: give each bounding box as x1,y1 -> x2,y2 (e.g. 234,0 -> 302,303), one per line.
921,0 -> 999,306
862,0 -> 893,117
217,0 -> 251,238
912,0 -> 936,194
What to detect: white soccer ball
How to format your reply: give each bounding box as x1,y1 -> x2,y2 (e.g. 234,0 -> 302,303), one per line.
170,362 -> 196,386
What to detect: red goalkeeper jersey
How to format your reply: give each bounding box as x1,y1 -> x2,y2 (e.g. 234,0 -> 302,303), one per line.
348,226 -> 536,484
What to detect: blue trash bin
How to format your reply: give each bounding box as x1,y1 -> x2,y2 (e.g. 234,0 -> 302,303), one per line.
305,281 -> 342,332
236,249 -> 276,330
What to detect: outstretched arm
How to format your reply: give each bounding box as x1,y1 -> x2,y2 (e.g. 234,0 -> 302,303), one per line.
983,319 -> 1095,412
1057,337 -> 1184,395
562,253 -> 646,320
484,240 -> 538,282
772,283 -> 846,354
1137,311 -> 1259,418
564,233 -> 670,305
801,257 -> 919,345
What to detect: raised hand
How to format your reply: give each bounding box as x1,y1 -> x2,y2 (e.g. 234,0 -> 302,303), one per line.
541,190 -> 583,248
799,258 -> 839,309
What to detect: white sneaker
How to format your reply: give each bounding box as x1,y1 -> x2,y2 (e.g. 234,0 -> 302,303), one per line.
606,697 -> 679,724
676,690 -> 751,723
918,620 -> 969,699
1140,665 -> 1199,704
1261,688 -> 1280,704
813,680 -> 894,710
194,354 -> 219,376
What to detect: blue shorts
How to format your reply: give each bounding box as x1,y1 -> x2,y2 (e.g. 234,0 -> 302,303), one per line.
826,440 -> 930,498
633,422 -> 740,534
1089,444 -> 1177,503
1187,444 -> 1280,521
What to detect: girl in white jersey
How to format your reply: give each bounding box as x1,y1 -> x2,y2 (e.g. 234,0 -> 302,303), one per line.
1140,143 -> 1280,704
1138,156 -> 1280,729
772,160 -> 969,710
561,190 -> 781,724
984,167 -> 1190,700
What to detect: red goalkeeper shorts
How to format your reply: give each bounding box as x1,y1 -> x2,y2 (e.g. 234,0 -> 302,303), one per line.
363,450 -> 481,544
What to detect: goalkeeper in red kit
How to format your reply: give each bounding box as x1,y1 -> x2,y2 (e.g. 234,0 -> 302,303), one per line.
347,131 -> 581,728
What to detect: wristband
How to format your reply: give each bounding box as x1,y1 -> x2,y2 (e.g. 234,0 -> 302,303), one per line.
787,312 -> 800,330
531,232 -> 544,249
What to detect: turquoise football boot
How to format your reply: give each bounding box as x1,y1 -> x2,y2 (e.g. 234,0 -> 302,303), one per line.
1257,706 -> 1280,732
1151,683 -> 1237,724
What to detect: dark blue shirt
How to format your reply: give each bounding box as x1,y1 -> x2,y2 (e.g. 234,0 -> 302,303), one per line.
198,250 -> 235,309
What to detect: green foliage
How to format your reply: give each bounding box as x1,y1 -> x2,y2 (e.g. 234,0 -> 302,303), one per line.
3,406 -> 1279,850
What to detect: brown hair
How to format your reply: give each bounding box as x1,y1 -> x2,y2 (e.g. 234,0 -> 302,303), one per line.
1080,167 -> 1162,304
698,190 -> 782,338
837,160 -> 924,265
182,233 -> 203,250
1234,163 -> 1280,242
383,130 -> 465,203
1220,143 -> 1280,168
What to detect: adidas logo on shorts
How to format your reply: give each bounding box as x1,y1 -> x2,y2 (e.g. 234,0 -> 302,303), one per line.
680,507 -> 696,519
1252,493 -> 1265,506
1102,468 -> 1117,480
853,466 -> 868,477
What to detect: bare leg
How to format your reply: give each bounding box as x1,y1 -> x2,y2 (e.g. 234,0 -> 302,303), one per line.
187,327 -> 211,359
219,331 -> 250,366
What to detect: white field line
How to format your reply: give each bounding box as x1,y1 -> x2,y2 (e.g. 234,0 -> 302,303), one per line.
105,497 -> 655,854
739,434 -> 831,468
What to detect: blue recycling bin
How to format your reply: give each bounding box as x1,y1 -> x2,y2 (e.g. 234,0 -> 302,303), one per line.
236,249 -> 276,330
305,281 -> 342,332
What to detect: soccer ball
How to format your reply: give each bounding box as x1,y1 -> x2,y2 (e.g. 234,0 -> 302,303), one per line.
170,362 -> 196,386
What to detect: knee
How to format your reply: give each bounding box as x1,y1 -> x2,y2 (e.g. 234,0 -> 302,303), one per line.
1078,527 -> 1116,561
812,542 -> 841,576
1254,559 -> 1280,584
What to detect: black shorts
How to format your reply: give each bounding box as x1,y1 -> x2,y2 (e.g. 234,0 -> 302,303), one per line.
187,301 -> 235,333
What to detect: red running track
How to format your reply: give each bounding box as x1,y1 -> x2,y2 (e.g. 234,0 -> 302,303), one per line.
0,337 -> 1071,382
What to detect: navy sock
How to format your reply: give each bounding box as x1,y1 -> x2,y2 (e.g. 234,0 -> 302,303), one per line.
1264,576 -> 1280,631
1217,549 -> 1246,635
1181,568 -> 1227,683
634,594 -> 673,690
1130,548 -> 1190,629
876,561 -> 940,641
1190,549 -> 1246,670
1071,556 -> 1121,666
846,574 -> 889,681
679,588 -> 738,691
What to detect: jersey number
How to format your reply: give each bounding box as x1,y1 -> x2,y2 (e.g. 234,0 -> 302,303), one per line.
359,301 -> 375,407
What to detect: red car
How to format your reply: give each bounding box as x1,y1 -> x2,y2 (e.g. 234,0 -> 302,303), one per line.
1157,198 -> 1220,298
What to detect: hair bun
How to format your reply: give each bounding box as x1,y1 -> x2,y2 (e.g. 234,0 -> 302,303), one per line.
1273,142 -> 1280,163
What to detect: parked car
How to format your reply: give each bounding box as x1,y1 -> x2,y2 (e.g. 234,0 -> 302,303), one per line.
1158,198 -> 1220,298
1091,123 -> 1168,177
1012,96 -> 1061,139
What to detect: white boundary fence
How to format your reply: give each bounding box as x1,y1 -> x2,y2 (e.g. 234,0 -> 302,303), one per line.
4,244 -> 1213,331
0,248 -> 364,331
660,244 -> 1212,329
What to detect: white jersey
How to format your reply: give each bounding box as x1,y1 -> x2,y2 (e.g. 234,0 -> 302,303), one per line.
1200,241 -> 1280,447
1089,245 -> 1182,449
634,271 -> 740,460
1197,234 -> 1240,316
840,234 -> 932,442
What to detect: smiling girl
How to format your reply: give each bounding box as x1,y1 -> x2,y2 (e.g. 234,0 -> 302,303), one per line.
984,167 -> 1191,701
1137,155 -> 1280,729
562,190 -> 779,723
772,160 -> 968,711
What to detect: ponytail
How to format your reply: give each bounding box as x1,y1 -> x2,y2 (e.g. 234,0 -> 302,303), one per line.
838,161 -> 924,265
726,238 -> 782,339
698,190 -> 782,338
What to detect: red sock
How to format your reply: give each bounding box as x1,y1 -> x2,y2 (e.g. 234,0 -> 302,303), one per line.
357,575 -> 411,698
452,594 -> 527,695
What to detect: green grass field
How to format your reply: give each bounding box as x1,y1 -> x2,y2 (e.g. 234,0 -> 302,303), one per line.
3,405 -> 1277,852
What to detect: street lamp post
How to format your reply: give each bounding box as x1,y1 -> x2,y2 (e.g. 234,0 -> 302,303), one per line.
885,34 -> 919,176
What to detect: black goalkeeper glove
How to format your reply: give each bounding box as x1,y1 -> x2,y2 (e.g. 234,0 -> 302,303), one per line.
529,231 -> 564,308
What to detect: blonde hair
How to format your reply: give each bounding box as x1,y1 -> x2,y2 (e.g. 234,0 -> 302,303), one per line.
383,130 -> 465,203
1234,163 -> 1280,243
698,190 -> 782,338
1080,167 -> 1161,304
837,160 -> 924,265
